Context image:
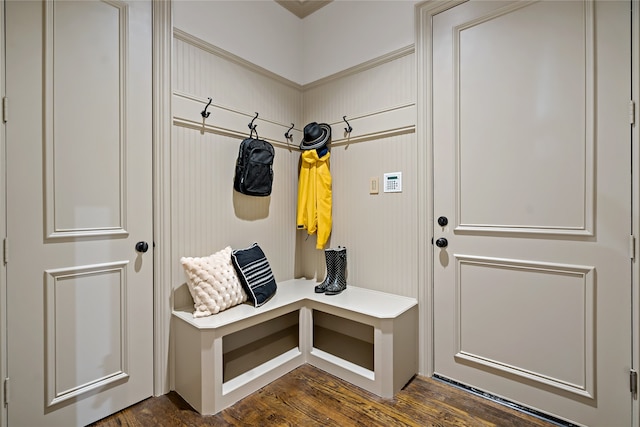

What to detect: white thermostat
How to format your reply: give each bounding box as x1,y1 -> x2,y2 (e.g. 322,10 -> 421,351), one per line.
383,172 -> 402,193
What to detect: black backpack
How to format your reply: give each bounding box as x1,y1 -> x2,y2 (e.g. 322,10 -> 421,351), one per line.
233,136 -> 275,196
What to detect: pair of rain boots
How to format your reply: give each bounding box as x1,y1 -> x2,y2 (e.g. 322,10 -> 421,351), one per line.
314,247 -> 347,295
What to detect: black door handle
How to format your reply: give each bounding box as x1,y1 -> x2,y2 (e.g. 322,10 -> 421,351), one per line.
135,241 -> 149,253
435,238 -> 448,248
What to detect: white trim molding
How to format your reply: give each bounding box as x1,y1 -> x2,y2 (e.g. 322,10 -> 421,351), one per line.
0,0 -> 7,425
152,0 -> 173,397
415,0 -> 466,377
631,1 -> 640,425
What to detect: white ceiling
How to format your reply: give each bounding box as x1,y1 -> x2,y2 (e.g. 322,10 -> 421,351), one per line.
275,0 -> 333,18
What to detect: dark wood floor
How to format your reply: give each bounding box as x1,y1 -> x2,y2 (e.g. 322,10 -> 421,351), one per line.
89,364 -> 558,427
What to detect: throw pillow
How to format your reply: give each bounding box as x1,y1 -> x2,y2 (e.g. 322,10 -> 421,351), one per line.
180,246 -> 247,317
231,243 -> 277,307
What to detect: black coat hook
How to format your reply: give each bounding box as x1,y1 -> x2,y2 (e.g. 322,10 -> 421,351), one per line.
285,123 -> 295,140
201,97 -> 212,119
248,112 -> 259,131
343,115 -> 353,133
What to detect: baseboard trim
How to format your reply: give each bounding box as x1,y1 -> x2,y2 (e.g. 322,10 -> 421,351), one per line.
432,374 -> 578,427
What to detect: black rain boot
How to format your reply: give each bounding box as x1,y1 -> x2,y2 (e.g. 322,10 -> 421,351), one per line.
315,248 -> 336,293
325,247 -> 347,295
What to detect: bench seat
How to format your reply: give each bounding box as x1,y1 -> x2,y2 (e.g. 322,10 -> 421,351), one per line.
172,278 -> 418,415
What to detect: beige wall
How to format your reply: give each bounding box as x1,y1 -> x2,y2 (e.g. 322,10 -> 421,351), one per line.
171,31 -> 304,308
172,0 -> 419,85
171,27 -> 418,305
299,49 -> 417,296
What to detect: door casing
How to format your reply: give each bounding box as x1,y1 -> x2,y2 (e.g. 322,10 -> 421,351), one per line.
0,1 -> 6,426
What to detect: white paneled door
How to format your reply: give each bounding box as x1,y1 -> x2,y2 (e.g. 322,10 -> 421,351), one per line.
432,1 -> 631,425
5,1 -> 153,426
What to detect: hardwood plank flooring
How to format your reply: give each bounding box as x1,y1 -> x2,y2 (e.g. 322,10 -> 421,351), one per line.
89,364 -> 558,427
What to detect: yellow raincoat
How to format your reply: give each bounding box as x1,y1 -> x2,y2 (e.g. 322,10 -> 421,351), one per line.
296,150 -> 332,249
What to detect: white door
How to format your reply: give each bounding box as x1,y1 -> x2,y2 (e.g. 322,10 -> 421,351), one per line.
5,1 -> 153,426
432,1 -> 631,425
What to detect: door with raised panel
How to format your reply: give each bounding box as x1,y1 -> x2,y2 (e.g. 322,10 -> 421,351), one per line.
432,1 -> 631,425
5,1 -> 153,425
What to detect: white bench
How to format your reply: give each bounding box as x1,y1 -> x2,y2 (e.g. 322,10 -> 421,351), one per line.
172,278 -> 418,415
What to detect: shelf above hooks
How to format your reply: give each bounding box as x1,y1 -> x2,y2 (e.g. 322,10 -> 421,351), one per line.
174,92 -> 309,148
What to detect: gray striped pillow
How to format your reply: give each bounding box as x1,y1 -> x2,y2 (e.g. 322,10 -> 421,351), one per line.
231,243 -> 277,307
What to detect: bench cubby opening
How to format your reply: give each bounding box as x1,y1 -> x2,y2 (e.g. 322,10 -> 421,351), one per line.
223,311 -> 299,382
312,310 -> 374,371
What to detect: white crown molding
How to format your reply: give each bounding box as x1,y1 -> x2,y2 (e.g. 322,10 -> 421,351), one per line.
173,27 -> 303,91
174,28 -> 414,90
302,44 -> 415,91
275,0 -> 332,19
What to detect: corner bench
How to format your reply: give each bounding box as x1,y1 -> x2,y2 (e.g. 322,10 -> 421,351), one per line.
172,278 -> 418,415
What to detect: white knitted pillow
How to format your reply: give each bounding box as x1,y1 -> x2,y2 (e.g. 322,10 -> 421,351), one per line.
180,246 -> 248,317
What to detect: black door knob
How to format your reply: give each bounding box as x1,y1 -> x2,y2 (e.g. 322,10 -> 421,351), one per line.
437,216 -> 448,227
435,238 -> 448,248
135,241 -> 149,253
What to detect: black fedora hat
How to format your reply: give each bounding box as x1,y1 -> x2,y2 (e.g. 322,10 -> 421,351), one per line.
300,122 -> 331,150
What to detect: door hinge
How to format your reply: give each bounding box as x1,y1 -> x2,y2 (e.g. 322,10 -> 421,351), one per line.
630,235 -> 636,260
2,97 -> 7,123
4,377 -> 9,405
631,369 -> 638,400
631,100 -> 636,125
3,238 -> 8,265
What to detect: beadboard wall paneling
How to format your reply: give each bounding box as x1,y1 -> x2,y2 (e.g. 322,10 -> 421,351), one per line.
299,51 -> 418,299
171,125 -> 300,309
171,26 -> 419,304
326,104 -> 415,146
334,133 -> 418,298
302,47 -> 415,125
172,28 -> 304,309
300,133 -> 418,298
174,29 -> 302,128
173,92 -> 303,148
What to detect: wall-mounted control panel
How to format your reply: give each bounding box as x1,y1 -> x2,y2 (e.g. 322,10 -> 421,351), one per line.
383,172 -> 402,193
